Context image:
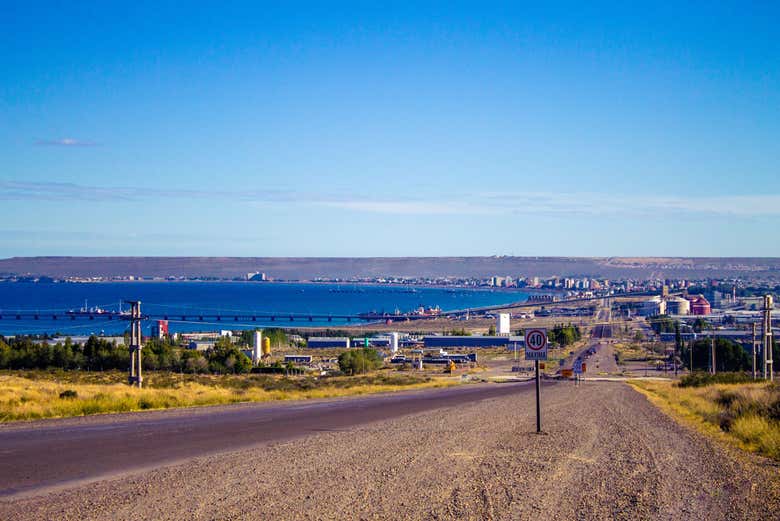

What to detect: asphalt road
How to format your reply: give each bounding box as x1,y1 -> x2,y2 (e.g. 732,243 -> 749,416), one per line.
0,381 -> 541,499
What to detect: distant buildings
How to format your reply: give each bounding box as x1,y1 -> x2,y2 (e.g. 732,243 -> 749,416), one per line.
150,320 -> 169,339
642,294 -> 711,316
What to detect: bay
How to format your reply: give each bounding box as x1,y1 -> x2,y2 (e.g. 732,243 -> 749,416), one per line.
0,282 -> 528,336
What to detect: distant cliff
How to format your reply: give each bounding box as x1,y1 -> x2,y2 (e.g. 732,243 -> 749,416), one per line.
1,256 -> 779,280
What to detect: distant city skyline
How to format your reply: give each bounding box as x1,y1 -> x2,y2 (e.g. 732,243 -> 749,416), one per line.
2,2 -> 779,257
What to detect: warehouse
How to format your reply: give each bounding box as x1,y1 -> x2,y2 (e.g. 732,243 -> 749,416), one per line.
284,355 -> 313,364
423,335 -> 525,349
306,337 -> 350,348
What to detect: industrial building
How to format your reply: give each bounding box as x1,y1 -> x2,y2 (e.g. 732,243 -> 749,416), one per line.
390,352 -> 477,364
188,340 -> 215,351
44,336 -> 125,346
423,335 -> 526,349
284,354 -> 312,364
307,337 -> 350,348
352,336 -> 391,348
150,320 -> 169,339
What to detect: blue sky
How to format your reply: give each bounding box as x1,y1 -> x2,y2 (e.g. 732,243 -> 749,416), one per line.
1,1 -> 779,257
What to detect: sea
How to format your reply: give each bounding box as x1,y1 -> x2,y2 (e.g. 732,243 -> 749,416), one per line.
0,282 -> 529,336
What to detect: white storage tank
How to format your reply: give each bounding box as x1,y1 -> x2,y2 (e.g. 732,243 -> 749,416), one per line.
497,313 -> 511,335
252,330 -> 263,364
666,297 -> 690,315
389,332 -> 399,354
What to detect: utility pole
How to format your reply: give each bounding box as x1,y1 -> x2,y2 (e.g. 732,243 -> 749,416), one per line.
763,295 -> 774,381
752,322 -> 757,380
689,339 -> 693,373
127,301 -> 143,388
710,331 -> 716,375
674,322 -> 680,377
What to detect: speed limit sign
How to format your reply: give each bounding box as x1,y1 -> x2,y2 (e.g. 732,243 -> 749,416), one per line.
525,328 -> 548,360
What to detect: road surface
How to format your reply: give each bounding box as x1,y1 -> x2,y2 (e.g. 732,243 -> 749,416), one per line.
560,307 -> 619,375
2,381 -> 779,520
0,381 -> 537,499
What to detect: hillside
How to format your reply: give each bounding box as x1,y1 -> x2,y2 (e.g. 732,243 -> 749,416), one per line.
2,256 -> 780,280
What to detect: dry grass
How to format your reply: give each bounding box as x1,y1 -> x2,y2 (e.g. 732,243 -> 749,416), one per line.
613,342 -> 655,362
631,380 -> 780,461
0,371 -> 459,422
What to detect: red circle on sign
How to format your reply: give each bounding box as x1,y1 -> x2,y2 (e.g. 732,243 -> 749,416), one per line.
526,331 -> 546,350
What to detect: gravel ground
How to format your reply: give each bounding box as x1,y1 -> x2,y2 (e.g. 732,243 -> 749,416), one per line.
1,382 -> 778,520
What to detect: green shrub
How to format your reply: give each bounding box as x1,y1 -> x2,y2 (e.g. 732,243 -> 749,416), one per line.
338,348 -> 383,375
59,389 -> 78,399
679,372 -> 754,388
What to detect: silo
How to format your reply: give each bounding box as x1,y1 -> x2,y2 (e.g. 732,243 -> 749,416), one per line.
389,332 -> 399,354
667,297 -> 690,315
262,336 -> 272,357
252,330 -> 263,364
497,313 -> 511,335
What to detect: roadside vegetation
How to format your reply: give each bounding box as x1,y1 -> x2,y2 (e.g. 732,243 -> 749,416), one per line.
612,342 -> 653,362
0,370 -> 458,422
547,324 -> 582,347
338,348 -> 383,374
0,335 -> 254,374
631,375 -> 780,461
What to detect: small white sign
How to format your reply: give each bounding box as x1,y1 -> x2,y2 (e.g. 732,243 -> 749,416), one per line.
525,328 -> 548,360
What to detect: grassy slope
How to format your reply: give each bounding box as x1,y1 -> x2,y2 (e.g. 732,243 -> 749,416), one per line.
631,380 -> 780,461
0,370 -> 459,422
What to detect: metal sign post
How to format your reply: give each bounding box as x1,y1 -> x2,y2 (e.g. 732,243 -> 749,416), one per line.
573,358 -> 583,386
525,328 -> 548,433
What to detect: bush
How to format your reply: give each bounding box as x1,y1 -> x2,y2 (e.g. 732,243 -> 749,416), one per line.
679,372 -> 754,388
338,348 -> 382,375
59,389 -> 78,399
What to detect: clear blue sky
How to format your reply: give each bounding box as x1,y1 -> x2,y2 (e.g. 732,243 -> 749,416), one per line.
2,1 -> 779,257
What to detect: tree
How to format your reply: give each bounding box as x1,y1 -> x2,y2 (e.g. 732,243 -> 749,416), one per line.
649,315 -> 676,334
183,352 -> 208,373
548,324 -> 582,347
207,337 -> 252,374
681,338 -> 750,372
488,325 -> 496,336
338,348 -> 382,375
674,322 -> 682,354
692,318 -> 709,334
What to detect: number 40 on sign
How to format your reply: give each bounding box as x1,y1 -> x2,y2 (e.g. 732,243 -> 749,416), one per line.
525,328 -> 548,361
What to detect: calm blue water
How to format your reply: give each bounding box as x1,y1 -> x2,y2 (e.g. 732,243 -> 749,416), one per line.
0,282 -> 528,335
